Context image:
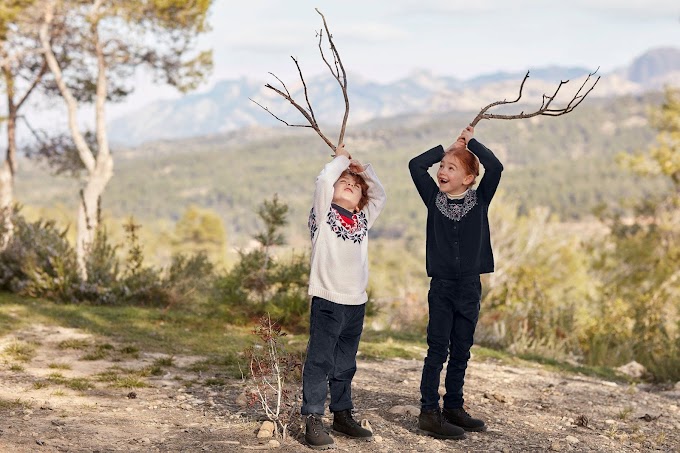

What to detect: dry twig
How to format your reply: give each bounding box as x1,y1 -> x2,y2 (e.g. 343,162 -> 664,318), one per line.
250,9 -> 349,153
470,69 -> 600,127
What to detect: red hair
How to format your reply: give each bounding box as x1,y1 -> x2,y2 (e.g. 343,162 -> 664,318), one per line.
445,145 -> 479,187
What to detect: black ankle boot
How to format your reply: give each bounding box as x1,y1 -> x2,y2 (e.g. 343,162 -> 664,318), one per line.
443,407 -> 487,432
332,409 -> 373,440
418,407 -> 466,440
305,414 -> 335,450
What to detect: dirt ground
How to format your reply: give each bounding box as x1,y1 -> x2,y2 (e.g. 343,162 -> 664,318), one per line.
1,324 -> 679,452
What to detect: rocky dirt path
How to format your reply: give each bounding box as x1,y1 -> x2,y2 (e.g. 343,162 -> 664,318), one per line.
1,325 -> 679,452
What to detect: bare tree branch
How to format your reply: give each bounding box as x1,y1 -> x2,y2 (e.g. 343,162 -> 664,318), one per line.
15,60 -> 47,111
315,8 -> 349,146
470,68 -> 600,127
250,9 -> 349,154
39,0 -> 96,174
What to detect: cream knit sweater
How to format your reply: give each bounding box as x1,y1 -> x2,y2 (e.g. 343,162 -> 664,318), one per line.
307,155 -> 387,305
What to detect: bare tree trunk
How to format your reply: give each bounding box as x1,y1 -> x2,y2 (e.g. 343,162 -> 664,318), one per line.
0,40 -> 46,249
76,158 -> 111,271
74,3 -> 113,274
0,70 -> 18,250
39,0 -> 112,279
0,160 -> 12,249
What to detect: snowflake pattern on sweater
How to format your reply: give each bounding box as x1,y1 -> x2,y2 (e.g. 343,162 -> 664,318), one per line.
308,207 -> 368,243
308,208 -> 318,240
435,190 -> 478,221
327,207 -> 367,243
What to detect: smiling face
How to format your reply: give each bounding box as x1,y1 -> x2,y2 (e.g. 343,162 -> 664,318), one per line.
332,173 -> 364,212
437,152 -> 475,195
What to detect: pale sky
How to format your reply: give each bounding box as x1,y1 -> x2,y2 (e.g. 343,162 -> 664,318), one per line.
103,0 -> 680,118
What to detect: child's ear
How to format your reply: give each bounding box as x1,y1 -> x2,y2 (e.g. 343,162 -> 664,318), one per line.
464,174 -> 475,186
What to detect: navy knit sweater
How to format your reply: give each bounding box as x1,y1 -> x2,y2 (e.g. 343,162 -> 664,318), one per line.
408,138 -> 503,279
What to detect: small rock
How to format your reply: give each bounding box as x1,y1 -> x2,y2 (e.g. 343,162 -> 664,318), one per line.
268,439 -> 280,448
235,392 -> 247,407
373,435 -> 383,443
604,419 -> 616,425
616,361 -> 646,379
483,392 -> 508,403
388,405 -> 420,416
127,391 -> 137,399
35,440 -> 46,446
565,435 -> 579,444
51,420 -> 65,427
257,421 -> 276,438
493,393 -> 507,403
550,441 -> 563,451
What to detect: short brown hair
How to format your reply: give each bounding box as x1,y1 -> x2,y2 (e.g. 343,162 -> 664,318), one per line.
338,170 -> 370,211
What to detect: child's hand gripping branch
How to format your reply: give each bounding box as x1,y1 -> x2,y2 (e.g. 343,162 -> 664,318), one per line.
446,125 -> 475,152
334,143 -> 351,159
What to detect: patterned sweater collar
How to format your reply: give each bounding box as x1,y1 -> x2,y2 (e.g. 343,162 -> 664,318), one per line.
435,190 -> 478,221
331,203 -> 354,218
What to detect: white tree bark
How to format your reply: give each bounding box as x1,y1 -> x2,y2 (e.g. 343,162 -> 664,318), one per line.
0,161 -> 13,250
39,0 -> 113,279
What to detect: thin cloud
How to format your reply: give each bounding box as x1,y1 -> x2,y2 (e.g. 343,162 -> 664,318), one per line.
388,0 -> 678,21
340,23 -> 410,43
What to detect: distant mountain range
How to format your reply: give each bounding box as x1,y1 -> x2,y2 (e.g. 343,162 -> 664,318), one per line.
109,47 -> 680,146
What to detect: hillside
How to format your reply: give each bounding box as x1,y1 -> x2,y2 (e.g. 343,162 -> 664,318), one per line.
16,92 -> 667,248
107,47 -> 680,145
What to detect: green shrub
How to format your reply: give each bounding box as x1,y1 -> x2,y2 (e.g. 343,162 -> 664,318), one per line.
0,213 -> 80,301
213,195 -> 310,331
77,226 -> 120,304
0,211 -> 215,308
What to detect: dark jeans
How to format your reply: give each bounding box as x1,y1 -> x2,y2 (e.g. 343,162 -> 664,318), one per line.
420,276 -> 482,410
301,296 -> 366,415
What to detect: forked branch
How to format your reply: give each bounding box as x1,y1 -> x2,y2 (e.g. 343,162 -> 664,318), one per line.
249,8 -> 349,153
470,69 -> 600,127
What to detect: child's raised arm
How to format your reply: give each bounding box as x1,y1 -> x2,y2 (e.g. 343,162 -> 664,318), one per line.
313,151 -> 350,219
351,159 -> 386,229
466,138 -> 504,203
409,146 -> 444,205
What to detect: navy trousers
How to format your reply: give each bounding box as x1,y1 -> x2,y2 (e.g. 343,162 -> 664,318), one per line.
420,276 -> 482,410
301,296 -> 366,415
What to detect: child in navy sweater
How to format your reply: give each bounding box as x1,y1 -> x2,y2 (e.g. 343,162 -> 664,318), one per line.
302,143 -> 386,449
408,126 -> 503,440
